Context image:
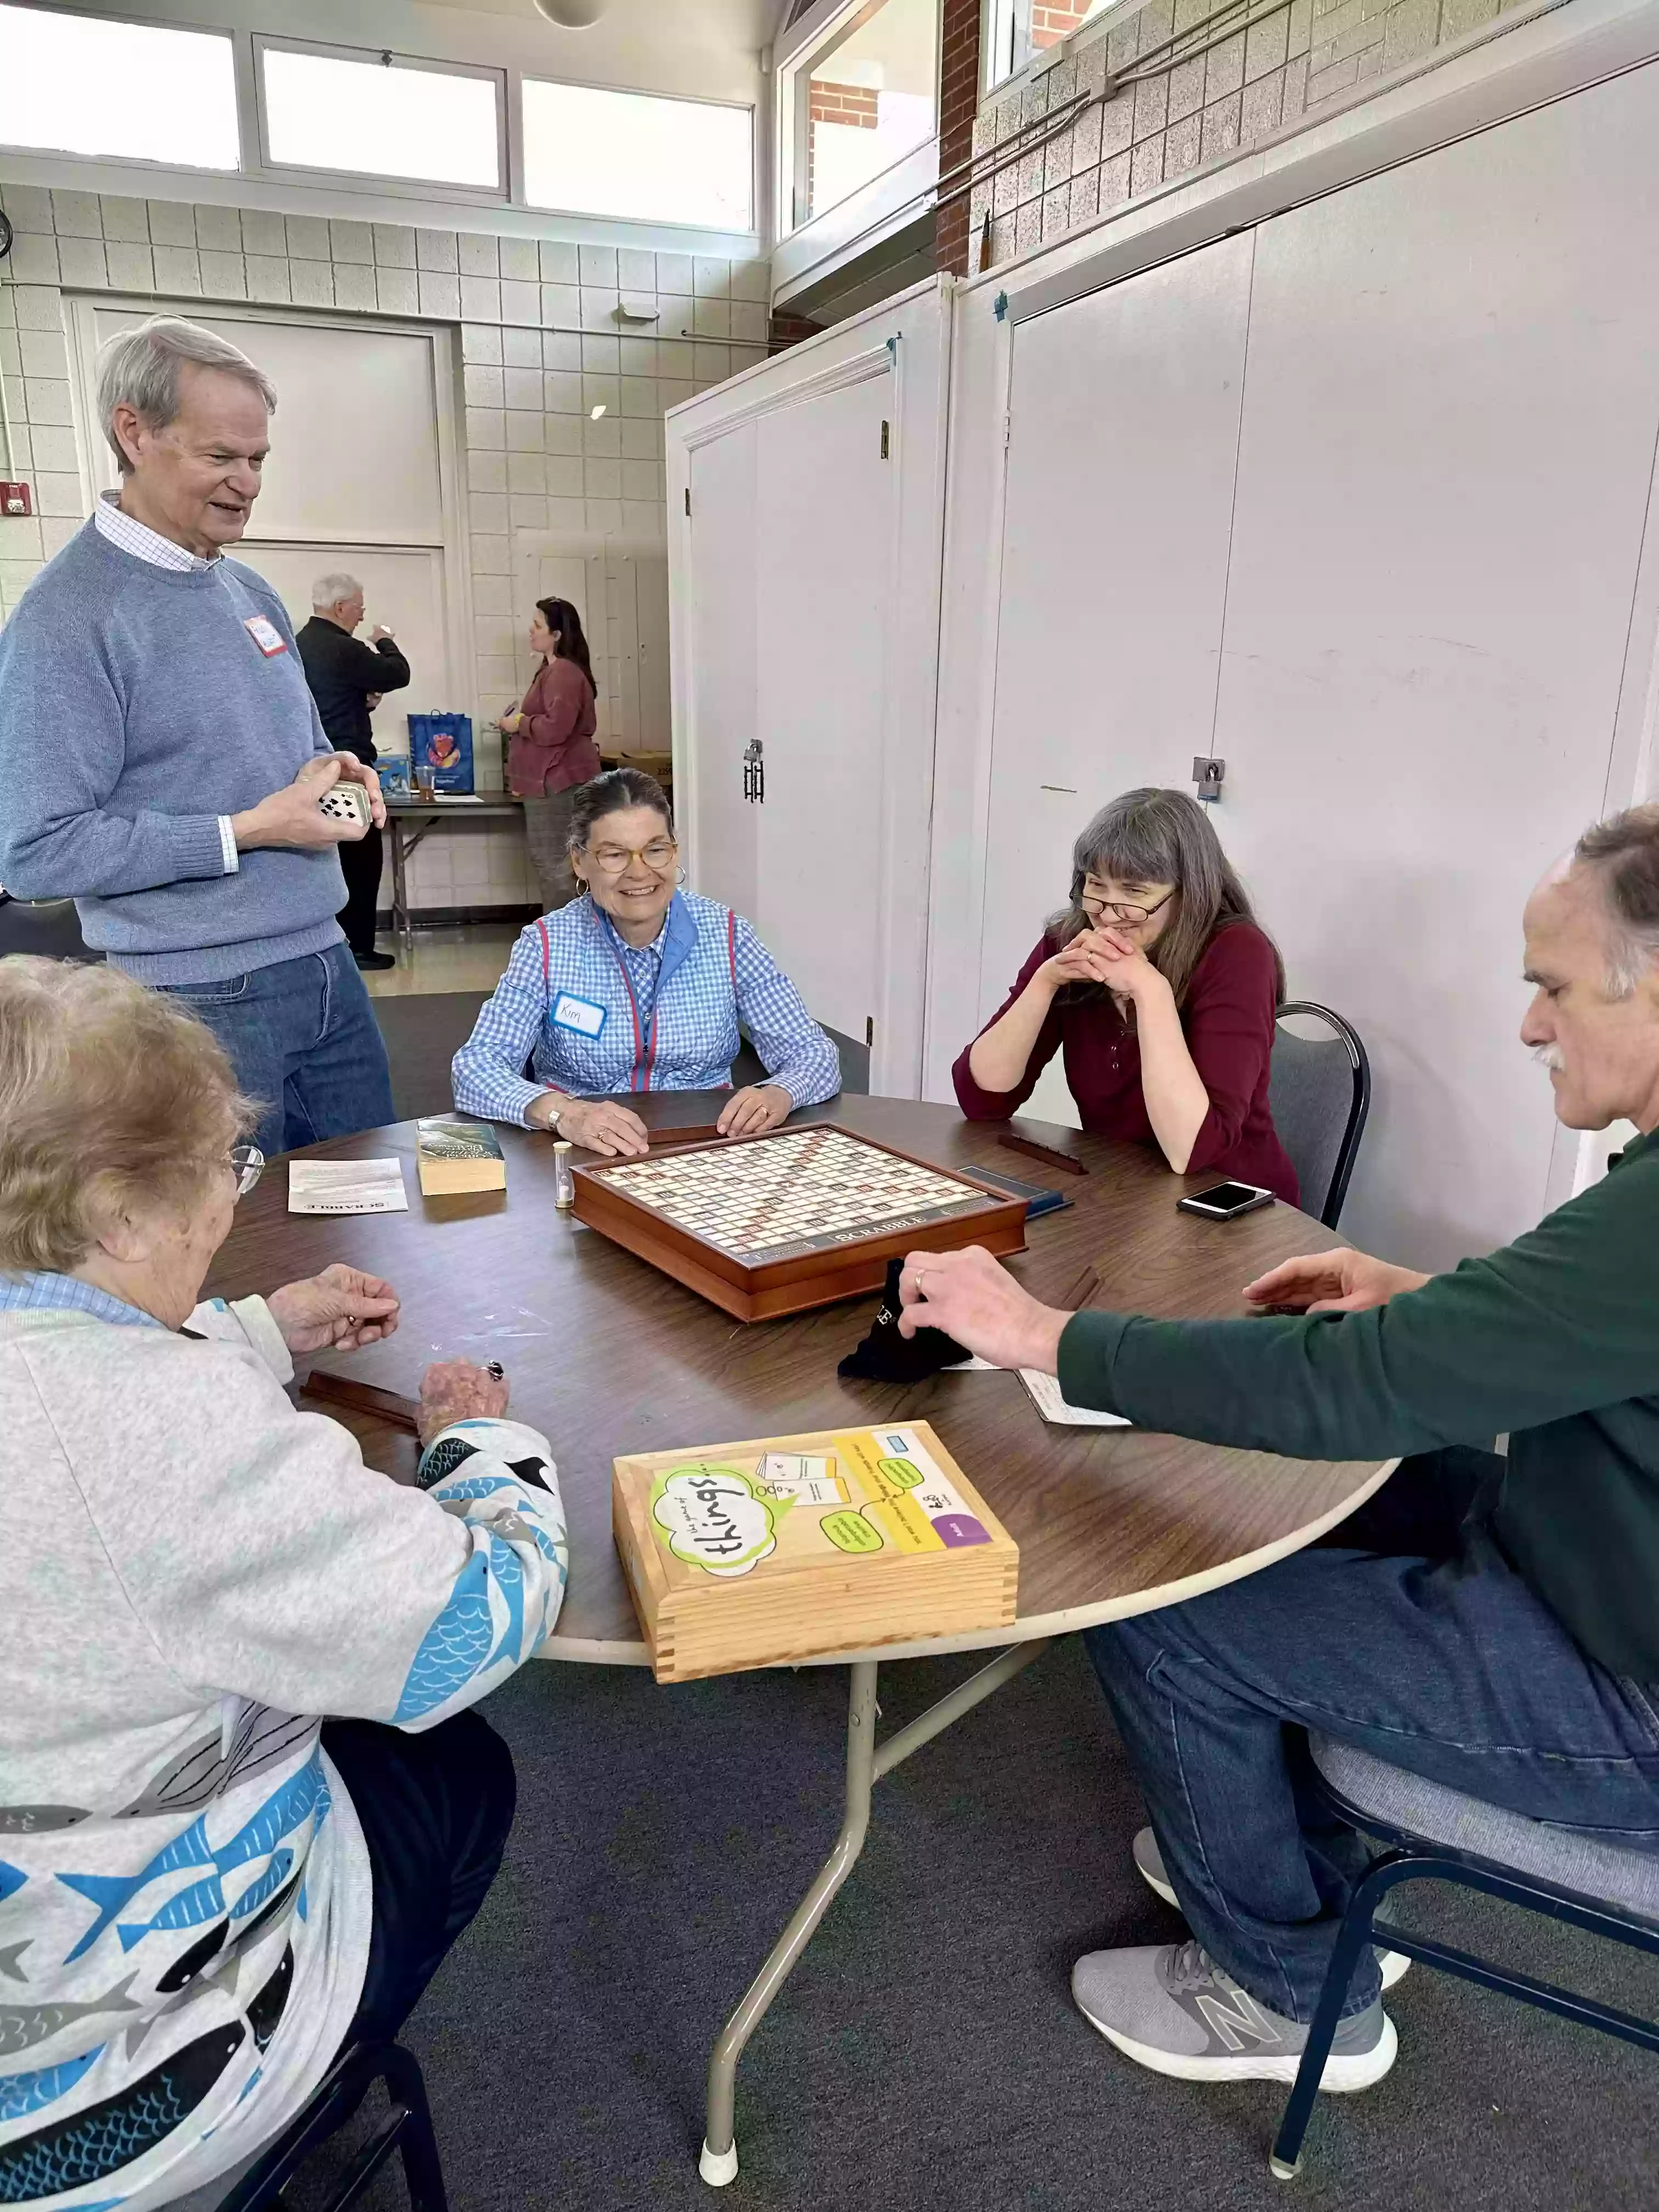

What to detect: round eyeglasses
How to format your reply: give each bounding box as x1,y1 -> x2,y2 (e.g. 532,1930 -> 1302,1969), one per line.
1079,881 -> 1177,928
229,1144 -> 264,1199
585,837 -> 679,877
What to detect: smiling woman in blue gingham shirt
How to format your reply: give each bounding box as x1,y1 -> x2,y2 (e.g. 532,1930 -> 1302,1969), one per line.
452,769 -> 840,1155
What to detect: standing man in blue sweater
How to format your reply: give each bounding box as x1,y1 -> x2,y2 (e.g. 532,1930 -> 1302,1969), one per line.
0,315 -> 394,1155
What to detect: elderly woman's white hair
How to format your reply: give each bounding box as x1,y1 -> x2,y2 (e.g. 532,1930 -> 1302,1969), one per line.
0,958 -> 258,1273
95,314 -> 278,473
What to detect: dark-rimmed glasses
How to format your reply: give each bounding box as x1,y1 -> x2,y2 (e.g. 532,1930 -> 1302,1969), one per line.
1079,881 -> 1177,928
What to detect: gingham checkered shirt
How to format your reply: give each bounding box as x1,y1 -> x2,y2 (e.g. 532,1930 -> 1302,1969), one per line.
0,1269 -> 165,1330
452,890 -> 842,1126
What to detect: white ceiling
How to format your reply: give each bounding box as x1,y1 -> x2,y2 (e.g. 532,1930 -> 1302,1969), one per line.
416,0 -> 779,43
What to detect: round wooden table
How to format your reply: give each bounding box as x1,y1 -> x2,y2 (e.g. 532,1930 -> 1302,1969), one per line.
206,1092 -> 1395,2187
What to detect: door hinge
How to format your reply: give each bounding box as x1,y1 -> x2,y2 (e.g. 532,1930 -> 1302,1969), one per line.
1003,410 -> 1012,451
880,420 -> 890,460
684,487 -> 691,516
865,1015 -> 874,1048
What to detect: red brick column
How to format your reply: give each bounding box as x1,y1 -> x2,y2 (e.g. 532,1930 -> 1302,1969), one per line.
937,0 -> 983,278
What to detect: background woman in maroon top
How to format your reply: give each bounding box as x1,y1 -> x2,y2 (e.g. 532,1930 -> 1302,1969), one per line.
498,595 -> 601,912
953,788 -> 1299,1204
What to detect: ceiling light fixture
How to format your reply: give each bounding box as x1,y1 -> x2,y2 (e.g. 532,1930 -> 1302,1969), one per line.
534,0 -> 610,24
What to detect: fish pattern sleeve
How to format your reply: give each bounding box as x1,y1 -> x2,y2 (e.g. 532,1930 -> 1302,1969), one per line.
71,1345 -> 567,1730
451,923 -> 556,1127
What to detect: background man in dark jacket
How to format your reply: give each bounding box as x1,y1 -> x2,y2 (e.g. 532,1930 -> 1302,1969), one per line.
297,574 -> 410,969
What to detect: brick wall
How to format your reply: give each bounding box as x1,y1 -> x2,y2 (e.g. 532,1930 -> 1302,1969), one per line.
938,0 -> 984,275
1033,5 -> 1097,48
967,0 -> 1538,269
810,81 -> 882,125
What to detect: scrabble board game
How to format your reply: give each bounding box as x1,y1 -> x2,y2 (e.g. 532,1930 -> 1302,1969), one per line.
572,1125 -> 1028,1321
613,1419 -> 1020,1679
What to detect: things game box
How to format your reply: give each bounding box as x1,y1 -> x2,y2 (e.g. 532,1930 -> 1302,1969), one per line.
612,1420 -> 1019,1681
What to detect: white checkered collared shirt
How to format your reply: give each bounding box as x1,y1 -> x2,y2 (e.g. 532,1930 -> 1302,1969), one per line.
94,494 -> 239,869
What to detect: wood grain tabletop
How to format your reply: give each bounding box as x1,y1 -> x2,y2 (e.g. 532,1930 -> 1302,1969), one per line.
204,1094 -> 1393,1666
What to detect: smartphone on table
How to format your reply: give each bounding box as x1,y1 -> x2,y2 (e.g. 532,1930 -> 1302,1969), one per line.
1176,1181 -> 1276,1221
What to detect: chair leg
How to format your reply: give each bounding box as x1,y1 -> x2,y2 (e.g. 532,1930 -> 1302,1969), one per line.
1268,1855 -> 1401,2180
382,2045 -> 449,2212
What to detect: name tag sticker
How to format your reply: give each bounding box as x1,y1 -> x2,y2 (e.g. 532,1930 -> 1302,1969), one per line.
551,992 -> 606,1040
244,615 -> 289,658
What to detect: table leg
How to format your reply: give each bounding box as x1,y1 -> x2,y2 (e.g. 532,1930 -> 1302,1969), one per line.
389,819 -> 410,951
699,1658 -> 878,2188
696,1639 -> 1053,2187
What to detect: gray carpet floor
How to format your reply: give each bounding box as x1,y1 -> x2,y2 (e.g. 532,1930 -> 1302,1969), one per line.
311,1637 -> 1657,2212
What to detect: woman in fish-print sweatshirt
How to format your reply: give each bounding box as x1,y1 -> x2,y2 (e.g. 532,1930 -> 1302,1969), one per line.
0,962 -> 567,2211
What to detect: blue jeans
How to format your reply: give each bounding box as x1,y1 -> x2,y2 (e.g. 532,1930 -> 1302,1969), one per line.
1084,1449 -> 1659,2023
157,941 -> 394,1158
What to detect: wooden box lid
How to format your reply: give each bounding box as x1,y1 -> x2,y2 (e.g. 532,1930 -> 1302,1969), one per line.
612,1420 -> 1019,1682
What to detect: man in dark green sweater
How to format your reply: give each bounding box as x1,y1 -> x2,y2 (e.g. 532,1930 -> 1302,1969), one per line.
902,806 -> 1659,2097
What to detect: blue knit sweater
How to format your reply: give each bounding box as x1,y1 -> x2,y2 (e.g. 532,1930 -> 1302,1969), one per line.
0,520 -> 346,983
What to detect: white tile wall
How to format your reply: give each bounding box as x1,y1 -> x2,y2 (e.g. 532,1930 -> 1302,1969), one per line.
0,179 -> 769,911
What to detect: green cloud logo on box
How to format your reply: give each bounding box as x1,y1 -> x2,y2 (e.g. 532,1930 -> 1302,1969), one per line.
651,1465 -> 777,1578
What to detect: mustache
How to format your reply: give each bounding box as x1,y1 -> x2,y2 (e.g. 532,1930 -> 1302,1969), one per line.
1532,1043 -> 1567,1073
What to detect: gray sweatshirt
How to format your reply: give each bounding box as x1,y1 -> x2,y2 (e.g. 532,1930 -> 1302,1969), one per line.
0,520 -> 348,984
0,1286 -> 567,2209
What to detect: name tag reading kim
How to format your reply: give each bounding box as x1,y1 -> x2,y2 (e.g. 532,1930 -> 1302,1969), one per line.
243,614 -> 289,658
552,992 -> 607,1040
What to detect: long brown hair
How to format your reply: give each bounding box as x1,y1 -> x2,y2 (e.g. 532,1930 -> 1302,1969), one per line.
1048,787 -> 1285,1011
535,595 -> 595,697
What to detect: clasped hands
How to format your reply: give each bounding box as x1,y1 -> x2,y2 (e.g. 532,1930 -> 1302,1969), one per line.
1040,922 -> 1165,1006
894,1243 -> 1430,1373
264,1264 -> 509,1448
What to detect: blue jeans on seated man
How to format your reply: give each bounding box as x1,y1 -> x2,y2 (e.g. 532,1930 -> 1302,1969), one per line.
157,939 -> 394,1157
1084,1449 -> 1659,2025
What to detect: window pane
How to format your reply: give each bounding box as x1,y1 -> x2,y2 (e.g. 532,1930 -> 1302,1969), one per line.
523,81 -> 753,232
986,0 -> 1112,91
262,47 -> 499,190
0,3 -> 238,170
804,0 -> 937,224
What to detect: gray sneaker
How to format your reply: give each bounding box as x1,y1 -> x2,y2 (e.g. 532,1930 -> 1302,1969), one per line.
1131,1825 -> 1411,1990
1073,1939 -> 1398,2089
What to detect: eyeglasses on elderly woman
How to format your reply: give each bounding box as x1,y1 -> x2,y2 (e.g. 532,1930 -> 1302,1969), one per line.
228,1143 -> 264,1199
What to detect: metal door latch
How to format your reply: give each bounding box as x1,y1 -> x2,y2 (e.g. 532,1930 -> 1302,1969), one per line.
1192,756 -> 1226,803
742,738 -> 765,804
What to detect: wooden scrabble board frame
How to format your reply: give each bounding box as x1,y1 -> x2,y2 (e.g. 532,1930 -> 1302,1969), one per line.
571,1125 -> 1029,1322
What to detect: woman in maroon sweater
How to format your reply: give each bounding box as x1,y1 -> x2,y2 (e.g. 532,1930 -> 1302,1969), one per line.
954,788 -> 1299,1203
499,595 -> 602,911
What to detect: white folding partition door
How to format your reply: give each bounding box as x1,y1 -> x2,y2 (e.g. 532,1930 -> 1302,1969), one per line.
681,361 -> 899,1058
972,61 -> 1659,1266
752,371 -> 894,1048
979,232 -> 1255,1127
671,279 -> 951,1098
1210,65 -> 1659,1267
686,423 -> 760,919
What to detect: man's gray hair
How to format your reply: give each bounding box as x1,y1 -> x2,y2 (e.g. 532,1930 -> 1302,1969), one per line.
312,572 -> 362,609
96,315 -> 277,473
1575,804 -> 1659,996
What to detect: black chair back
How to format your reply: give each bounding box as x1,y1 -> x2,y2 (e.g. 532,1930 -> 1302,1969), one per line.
0,894 -> 102,963
1269,1001 -> 1371,1228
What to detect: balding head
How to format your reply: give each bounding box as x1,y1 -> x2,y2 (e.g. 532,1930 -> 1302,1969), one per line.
1521,806 -> 1659,1135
